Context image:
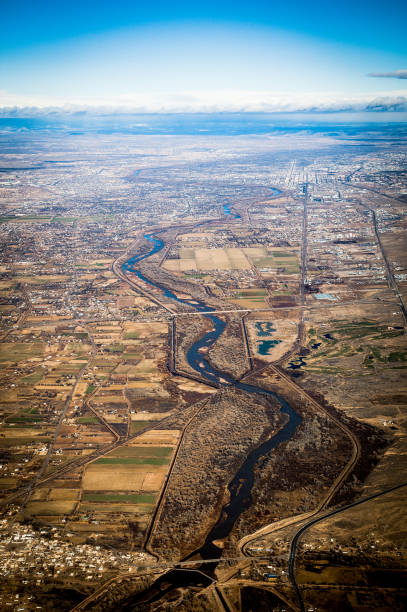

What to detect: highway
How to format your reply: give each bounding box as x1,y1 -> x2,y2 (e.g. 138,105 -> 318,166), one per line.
339,181 -> 407,327
370,208 -> 407,326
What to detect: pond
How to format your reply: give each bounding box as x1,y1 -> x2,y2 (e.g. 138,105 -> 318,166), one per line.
257,339 -> 281,355
255,321 -> 277,337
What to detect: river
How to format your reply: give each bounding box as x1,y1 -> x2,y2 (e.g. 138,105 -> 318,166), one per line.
121,191 -> 300,608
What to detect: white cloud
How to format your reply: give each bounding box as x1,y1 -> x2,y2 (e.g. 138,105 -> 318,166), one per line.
368,70 -> 407,79
0,89 -> 406,115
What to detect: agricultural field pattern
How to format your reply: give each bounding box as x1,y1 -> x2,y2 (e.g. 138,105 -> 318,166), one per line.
0,118 -> 406,611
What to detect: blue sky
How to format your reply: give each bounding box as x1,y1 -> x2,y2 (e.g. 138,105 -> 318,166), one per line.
1,0 -> 406,113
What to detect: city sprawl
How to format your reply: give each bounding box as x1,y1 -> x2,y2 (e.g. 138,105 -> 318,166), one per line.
0,124 -> 406,611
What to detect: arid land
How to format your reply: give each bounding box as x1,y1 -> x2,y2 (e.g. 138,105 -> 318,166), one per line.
0,125 -> 406,611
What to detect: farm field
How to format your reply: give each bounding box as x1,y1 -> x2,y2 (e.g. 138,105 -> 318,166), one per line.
0,115 -> 406,612
22,437 -> 178,546
246,247 -> 300,274
229,288 -> 269,308
162,245 -> 300,278
82,442 -> 175,498
163,247 -> 250,271
0,342 -> 46,363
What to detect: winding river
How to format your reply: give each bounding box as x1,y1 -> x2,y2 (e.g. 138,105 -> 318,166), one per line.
121,190 -> 301,608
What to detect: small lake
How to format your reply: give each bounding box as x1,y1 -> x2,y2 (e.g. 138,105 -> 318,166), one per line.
255,321 -> 276,336
288,356 -> 307,370
315,293 -> 337,301
258,339 -> 281,355
255,321 -> 281,355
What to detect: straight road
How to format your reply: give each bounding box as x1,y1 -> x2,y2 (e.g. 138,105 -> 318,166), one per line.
339,181 -> 407,327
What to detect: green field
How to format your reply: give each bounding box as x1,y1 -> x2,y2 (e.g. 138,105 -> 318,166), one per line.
0,215 -> 52,223
94,457 -> 169,465
273,289 -> 295,296
253,256 -> 275,267
7,415 -> 45,423
21,371 -> 44,385
110,446 -> 173,458
77,416 -> 99,424
234,296 -> 266,302
271,251 -> 293,257
53,364 -> 84,374
184,272 -> 206,279
74,332 -> 89,339
388,351 -> 407,362
237,289 -> 268,297
124,332 -> 140,339
130,420 -> 154,433
122,353 -> 142,360
251,250 -> 299,274
0,342 -> 45,363
107,343 -> 125,353
82,493 -> 156,503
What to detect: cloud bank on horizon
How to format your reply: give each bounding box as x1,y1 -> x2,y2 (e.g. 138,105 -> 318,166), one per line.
1,1 -> 406,118
1,90 -> 407,117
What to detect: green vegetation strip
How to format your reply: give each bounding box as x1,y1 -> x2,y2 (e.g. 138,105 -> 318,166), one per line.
22,372 -> 44,384
94,457 -> 169,465
7,415 -> 45,423
107,343 -> 125,353
124,332 -> 140,339
235,296 -> 265,302
82,493 -> 156,503
130,421 -> 156,433
237,289 -> 267,297
77,416 -> 99,424
388,351 -> 407,362
0,216 -> 52,223
254,257 -> 274,267
110,446 -> 173,458
0,343 -> 44,362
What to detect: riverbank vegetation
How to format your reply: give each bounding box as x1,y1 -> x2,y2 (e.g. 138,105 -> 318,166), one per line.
150,387 -> 285,559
